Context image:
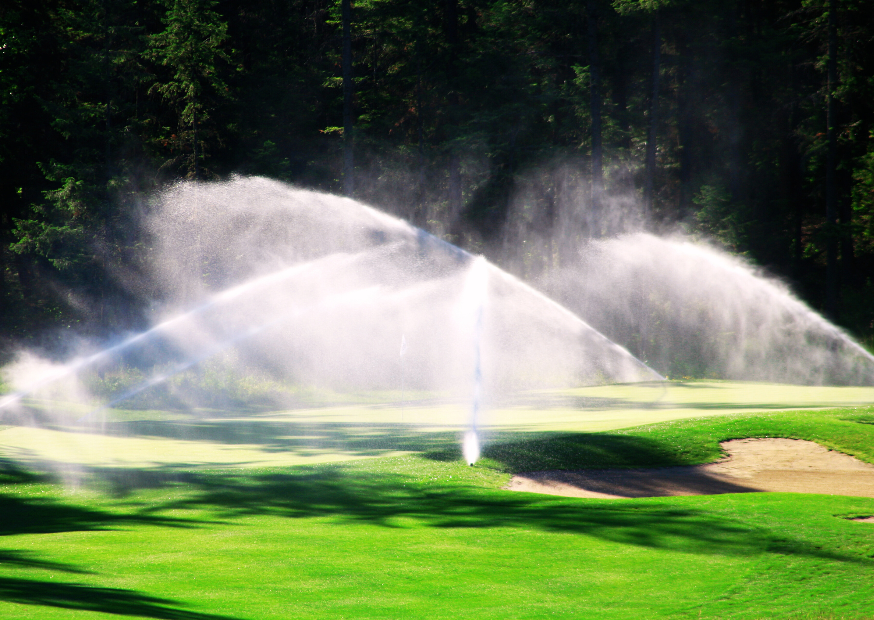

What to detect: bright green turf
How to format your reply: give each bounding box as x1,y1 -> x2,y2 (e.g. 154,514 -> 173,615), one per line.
2,403 -> 874,618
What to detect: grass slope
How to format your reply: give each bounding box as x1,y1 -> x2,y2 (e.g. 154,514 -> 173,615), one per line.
480,406 -> 874,472
0,406 -> 873,619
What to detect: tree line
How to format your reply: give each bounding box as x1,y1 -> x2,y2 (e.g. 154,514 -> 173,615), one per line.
1,0 -> 873,354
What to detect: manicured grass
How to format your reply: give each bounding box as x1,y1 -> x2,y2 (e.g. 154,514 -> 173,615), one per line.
479,406 -> 874,472
5,380 -> 874,470
1,400 -> 874,618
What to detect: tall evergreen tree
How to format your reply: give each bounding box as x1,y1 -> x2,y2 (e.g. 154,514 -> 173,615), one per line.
149,0 -> 231,179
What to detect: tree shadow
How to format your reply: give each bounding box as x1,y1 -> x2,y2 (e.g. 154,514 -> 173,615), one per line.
184,468 -> 874,564
478,431 -> 708,471
94,420 -> 461,455
1,428 -> 872,619
0,461 -> 242,619
0,577 -> 244,619
26,418 -> 463,463
42,454 -> 870,569
510,467 -> 760,498
0,460 -> 205,537
0,550 -> 91,574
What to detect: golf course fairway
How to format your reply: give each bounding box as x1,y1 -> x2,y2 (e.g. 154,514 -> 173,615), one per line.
0,380 -> 872,618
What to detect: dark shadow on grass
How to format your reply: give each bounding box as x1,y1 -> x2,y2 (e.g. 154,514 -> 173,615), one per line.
3,426 -> 873,579
0,577 -> 244,619
0,462 -> 238,618
0,458 -> 869,617
173,469 -> 872,565
41,457 -> 871,568
478,431 -> 710,471
845,416 -> 874,425
0,488 -> 205,537
0,461 -> 206,537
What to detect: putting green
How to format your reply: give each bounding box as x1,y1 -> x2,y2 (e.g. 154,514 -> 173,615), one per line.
1,381 -> 872,469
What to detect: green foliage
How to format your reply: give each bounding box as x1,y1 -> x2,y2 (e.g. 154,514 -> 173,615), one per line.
612,0 -> 673,14
10,163 -> 98,273
82,359 -> 294,409
852,139 -> 874,254
149,0 -> 233,177
250,140 -> 293,180
693,184 -> 748,252
149,0 -> 231,120
2,0 -> 874,348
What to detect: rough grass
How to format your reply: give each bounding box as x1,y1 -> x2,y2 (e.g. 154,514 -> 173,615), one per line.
1,406 -> 874,619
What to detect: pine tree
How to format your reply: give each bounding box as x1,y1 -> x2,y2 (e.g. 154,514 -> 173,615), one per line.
149,0 -> 232,179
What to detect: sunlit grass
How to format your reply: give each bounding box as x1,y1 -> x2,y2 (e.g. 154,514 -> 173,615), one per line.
1,385 -> 874,618
1,441 -> 873,619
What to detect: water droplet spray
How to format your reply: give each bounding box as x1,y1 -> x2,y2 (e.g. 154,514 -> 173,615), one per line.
464,258 -> 487,466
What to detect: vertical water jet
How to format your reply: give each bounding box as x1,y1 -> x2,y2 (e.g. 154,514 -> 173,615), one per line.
462,257 -> 487,465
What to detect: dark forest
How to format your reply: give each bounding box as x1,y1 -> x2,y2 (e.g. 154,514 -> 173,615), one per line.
2,0 -> 873,358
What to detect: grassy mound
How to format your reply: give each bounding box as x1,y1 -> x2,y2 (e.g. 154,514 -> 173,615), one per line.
479,407 -> 874,473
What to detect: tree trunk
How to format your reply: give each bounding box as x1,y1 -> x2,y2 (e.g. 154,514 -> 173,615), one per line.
102,2 -> 113,330
0,247 -> 8,332
104,75 -> 112,182
726,4 -> 742,202
613,47 -> 630,152
416,33 -> 425,225
192,105 -> 199,180
445,0 -> 462,223
587,0 -> 603,234
676,32 -> 693,219
342,0 -> 354,197
787,101 -> 804,279
825,0 -> 838,319
643,10 -> 661,220
839,164 -> 854,286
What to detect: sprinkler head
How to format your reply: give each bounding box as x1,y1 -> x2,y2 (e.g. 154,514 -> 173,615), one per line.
468,462 -> 474,467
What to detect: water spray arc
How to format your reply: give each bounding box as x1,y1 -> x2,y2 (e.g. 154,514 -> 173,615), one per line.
78,286 -> 381,421
0,258 -> 325,412
4,177 -> 873,475
547,233 -> 874,385
0,245 -> 395,416
487,263 -> 665,381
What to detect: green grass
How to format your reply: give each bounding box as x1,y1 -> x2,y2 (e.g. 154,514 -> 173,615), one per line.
2,400 -> 874,618
478,406 -> 874,472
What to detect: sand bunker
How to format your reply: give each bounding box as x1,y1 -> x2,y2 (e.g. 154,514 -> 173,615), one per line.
507,438 -> 874,499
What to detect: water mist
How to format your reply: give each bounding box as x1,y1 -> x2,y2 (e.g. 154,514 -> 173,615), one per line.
1,177 -> 660,469
2,176 -> 871,475
545,233 -> 874,384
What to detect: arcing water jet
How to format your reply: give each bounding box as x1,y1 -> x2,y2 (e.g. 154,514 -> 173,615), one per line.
1,177 -> 662,464
2,176 -> 872,469
0,256 -> 311,406
546,233 -> 874,385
